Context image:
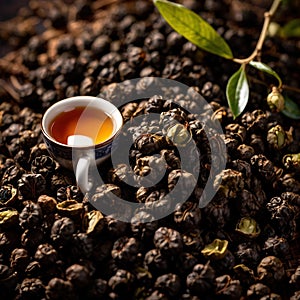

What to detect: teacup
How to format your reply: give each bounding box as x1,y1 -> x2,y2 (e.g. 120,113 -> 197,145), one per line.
41,96 -> 123,193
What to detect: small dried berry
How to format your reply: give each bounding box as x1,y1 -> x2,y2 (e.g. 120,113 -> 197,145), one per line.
214,169 -> 244,198
247,283 -> 271,299
174,201 -> 201,230
182,229 -> 204,256
21,228 -> 44,251
45,278 -> 75,300
2,165 -> 24,186
263,236 -> 290,257
266,196 -> 296,239
87,278 -> 108,299
19,202 -> 43,229
176,252 -> 198,276
134,155 -> 166,186
153,227 -> 183,257
225,123 -> 246,142
154,273 -> 181,297
106,214 -> 128,237
250,154 -> 276,182
66,264 -> 91,288
34,243 -> 58,266
10,248 -> 30,272
31,155 -> 56,178
203,195 -> 230,228
134,134 -> 169,156
111,236 -> 139,266
236,144 -> 255,160
18,278 -> 45,299
144,248 -> 169,276
131,211 -> 158,241
235,242 -> 261,268
233,264 -> 256,286
51,217 -> 75,246
70,233 -> 94,259
215,275 -> 242,300
37,195 -> 57,214
91,184 -> 122,206
18,173 -> 46,200
108,269 -> 134,294
24,261 -> 42,279
186,263 -> 216,294
168,169 -> 197,200
257,256 -> 285,285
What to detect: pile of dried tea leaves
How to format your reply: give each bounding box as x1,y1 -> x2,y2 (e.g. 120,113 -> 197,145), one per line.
0,0 -> 300,299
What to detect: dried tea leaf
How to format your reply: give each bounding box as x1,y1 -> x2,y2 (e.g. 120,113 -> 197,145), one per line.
0,207 -> 19,228
201,239 -> 228,260
56,200 -> 84,218
83,210 -> 106,236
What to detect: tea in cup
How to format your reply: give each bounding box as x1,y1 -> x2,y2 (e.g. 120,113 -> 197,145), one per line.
41,96 -> 123,192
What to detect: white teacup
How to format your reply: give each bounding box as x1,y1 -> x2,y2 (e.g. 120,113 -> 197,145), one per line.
41,96 -> 123,193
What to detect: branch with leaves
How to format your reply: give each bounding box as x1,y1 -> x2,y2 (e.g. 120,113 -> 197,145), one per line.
153,0 -> 300,119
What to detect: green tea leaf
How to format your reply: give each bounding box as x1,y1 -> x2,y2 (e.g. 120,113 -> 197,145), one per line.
226,66 -> 249,119
249,61 -> 282,87
282,96 -> 300,119
153,0 -> 233,59
280,19 -> 300,38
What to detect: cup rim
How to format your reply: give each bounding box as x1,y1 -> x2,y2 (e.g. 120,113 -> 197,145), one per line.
41,96 -> 123,149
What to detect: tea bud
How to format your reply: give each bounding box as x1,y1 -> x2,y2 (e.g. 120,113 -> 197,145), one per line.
166,124 -> 191,147
267,86 -> 285,112
267,125 -> 293,150
236,217 -> 260,238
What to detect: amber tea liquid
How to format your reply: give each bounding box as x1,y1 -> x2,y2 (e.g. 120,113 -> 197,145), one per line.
49,106 -> 114,145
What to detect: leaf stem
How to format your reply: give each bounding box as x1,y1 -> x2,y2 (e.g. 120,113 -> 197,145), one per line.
282,84 -> 300,94
233,0 -> 282,65
247,75 -> 300,94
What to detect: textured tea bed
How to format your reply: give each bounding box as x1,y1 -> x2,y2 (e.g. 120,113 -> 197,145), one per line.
0,0 -> 300,299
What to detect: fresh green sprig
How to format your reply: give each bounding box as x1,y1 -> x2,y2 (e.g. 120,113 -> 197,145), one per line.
153,0 -> 300,119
